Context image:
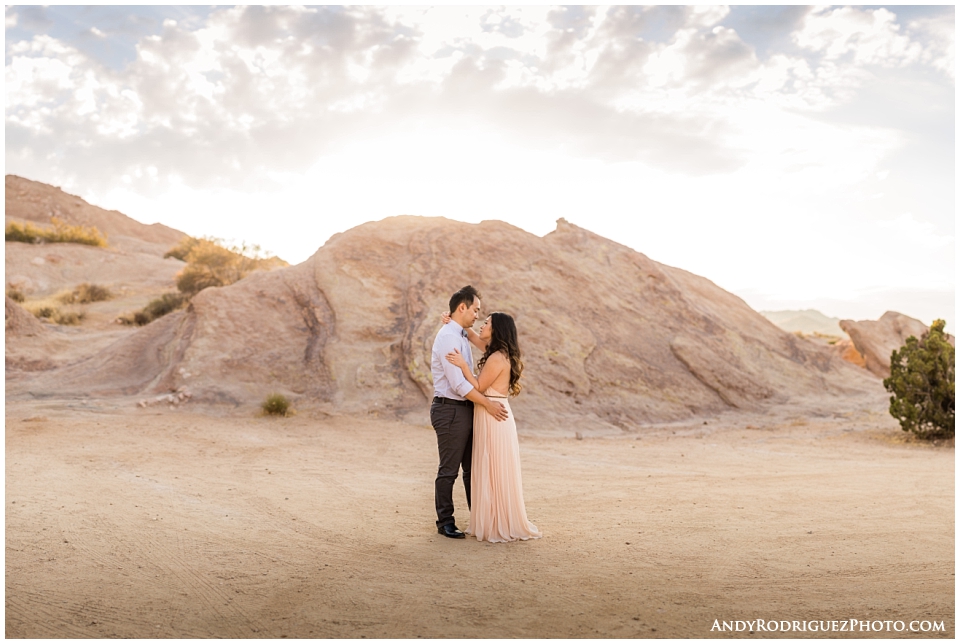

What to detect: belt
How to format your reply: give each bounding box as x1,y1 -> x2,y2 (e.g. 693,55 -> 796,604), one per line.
433,396 -> 471,406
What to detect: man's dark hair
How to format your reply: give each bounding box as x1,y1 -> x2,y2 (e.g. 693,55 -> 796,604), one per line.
449,285 -> 480,314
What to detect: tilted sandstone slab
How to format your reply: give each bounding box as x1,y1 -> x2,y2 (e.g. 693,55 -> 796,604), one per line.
840,311 -> 955,378
11,216 -> 880,426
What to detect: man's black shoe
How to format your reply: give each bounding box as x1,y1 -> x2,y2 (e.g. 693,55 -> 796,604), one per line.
438,524 -> 465,539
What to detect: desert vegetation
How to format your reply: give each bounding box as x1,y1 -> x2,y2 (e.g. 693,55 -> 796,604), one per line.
883,319 -> 955,439
261,393 -> 292,417
117,292 -> 187,326
7,284 -> 26,302
13,282 -> 112,326
118,237 -> 287,326
57,283 -> 113,304
5,217 -> 107,247
165,236 -> 287,296
25,302 -> 85,325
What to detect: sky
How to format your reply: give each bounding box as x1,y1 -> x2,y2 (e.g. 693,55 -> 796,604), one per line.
4,5 -> 955,329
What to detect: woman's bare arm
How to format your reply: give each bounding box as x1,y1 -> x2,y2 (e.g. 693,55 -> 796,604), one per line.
441,312 -> 488,350
445,349 -> 507,393
465,327 -> 488,351
475,352 -> 507,393
446,349 -> 480,390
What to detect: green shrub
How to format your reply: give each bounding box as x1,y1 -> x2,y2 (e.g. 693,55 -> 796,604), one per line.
6,286 -> 25,303
58,283 -> 112,304
883,319 -> 955,440
6,217 -> 107,247
118,292 -> 187,326
262,393 -> 292,417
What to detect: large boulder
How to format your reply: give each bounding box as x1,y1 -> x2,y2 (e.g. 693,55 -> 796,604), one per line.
840,311 -> 955,378
11,216 -> 879,428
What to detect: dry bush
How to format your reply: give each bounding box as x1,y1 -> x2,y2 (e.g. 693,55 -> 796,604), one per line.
119,237 -> 287,327
27,304 -> 56,319
51,309 -> 85,325
262,393 -> 292,417
165,236 -> 288,297
26,303 -> 85,325
6,285 -> 26,302
118,292 -> 187,326
163,236 -> 202,261
5,221 -> 42,244
58,283 -> 113,304
6,217 -> 107,247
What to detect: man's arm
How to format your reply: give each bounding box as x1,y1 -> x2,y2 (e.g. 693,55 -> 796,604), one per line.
464,388 -> 509,421
437,332 -> 476,399
437,332 -> 508,421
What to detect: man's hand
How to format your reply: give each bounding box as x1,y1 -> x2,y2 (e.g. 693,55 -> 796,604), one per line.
485,399 -> 509,422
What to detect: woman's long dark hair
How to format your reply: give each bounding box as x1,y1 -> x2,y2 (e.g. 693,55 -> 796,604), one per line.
477,312 -> 524,396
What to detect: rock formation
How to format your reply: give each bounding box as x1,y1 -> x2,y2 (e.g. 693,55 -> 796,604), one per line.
832,339 -> 866,369
5,296 -> 46,337
840,311 -> 955,378
10,215 -> 880,428
5,176 -> 187,341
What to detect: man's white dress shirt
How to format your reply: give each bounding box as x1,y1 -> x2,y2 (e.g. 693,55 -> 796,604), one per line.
432,321 -> 475,400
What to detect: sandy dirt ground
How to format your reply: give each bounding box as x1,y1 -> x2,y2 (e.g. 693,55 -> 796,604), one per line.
5,400 -> 954,639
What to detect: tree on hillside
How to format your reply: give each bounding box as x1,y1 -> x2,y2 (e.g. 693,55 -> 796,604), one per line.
883,319 -> 955,439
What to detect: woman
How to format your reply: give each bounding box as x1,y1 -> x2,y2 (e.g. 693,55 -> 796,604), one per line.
444,312 -> 541,543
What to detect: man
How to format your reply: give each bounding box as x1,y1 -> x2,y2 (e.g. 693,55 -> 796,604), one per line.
431,285 -> 509,539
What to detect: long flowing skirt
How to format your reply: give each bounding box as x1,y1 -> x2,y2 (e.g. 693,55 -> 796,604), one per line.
467,390 -> 541,543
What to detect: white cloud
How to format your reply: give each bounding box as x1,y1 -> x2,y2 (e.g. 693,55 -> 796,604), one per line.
6,5 -> 948,195
3,5 -> 953,326
795,7 -> 923,67
907,15 -> 956,78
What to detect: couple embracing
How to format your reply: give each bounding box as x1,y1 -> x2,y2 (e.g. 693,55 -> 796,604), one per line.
429,285 -> 541,543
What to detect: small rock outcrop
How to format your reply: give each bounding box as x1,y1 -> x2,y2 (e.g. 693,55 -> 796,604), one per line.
840,311 -> 955,378
5,296 -> 45,337
832,338 -> 866,369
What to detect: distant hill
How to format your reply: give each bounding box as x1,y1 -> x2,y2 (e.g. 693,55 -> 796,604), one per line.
761,309 -> 844,336
5,175 -> 185,255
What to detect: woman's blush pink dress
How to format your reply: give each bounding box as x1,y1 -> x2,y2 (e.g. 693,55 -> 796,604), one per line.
467,388 -> 542,543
